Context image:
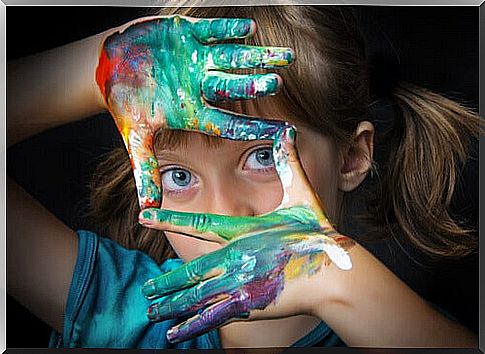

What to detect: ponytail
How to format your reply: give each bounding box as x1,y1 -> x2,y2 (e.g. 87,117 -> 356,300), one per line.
368,81 -> 481,259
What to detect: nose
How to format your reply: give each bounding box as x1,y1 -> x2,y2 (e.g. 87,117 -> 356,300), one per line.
204,177 -> 257,217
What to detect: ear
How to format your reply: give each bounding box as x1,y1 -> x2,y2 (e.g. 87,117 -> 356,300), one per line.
338,121 -> 374,192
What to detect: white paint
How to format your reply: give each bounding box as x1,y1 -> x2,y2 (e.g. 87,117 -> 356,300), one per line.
192,50 -> 198,64
253,76 -> 269,94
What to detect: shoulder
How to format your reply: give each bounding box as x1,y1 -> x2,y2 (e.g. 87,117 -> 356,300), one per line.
59,229 -> 174,348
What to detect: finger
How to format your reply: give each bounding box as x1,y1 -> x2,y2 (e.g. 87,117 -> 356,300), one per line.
201,72 -> 281,102
207,44 -> 294,70
272,126 -> 326,220
138,208 -> 292,243
142,251 -> 226,299
191,18 -> 255,43
118,126 -> 162,209
166,295 -> 249,343
140,209 -> 227,243
199,106 -> 288,140
147,276 -> 236,322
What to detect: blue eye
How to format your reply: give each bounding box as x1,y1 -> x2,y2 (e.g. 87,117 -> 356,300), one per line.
244,147 -> 275,171
161,168 -> 194,192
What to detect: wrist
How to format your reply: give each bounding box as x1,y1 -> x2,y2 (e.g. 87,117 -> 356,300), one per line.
308,236 -> 358,320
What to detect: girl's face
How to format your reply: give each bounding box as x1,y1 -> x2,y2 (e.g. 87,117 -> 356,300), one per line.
157,116 -> 342,262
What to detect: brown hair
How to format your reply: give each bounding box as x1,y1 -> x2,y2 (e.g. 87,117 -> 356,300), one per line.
88,6 -> 481,264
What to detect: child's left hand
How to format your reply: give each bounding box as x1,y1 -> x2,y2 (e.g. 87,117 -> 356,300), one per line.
138,126 -> 355,343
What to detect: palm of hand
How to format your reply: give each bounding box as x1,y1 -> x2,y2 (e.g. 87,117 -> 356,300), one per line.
99,17 -> 214,134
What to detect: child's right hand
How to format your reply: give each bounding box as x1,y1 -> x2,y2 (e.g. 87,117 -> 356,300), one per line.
96,15 -> 294,209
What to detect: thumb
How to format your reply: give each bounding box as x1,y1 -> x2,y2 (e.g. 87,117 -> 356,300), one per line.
273,126 -> 329,223
123,127 -> 162,209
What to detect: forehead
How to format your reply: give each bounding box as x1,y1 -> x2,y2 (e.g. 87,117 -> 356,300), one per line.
153,129 -> 273,159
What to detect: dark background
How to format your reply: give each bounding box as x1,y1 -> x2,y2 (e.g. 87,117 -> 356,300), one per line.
6,6 -> 480,348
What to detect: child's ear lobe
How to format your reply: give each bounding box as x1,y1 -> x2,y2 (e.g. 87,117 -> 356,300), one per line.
338,121 -> 375,192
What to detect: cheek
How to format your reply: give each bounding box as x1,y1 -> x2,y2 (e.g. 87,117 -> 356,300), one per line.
165,231 -> 221,262
237,179 -> 284,214
296,137 -> 340,219
160,198 -> 218,262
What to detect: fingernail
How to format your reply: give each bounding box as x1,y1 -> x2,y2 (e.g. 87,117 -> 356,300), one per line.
285,126 -> 296,145
166,326 -> 180,343
138,219 -> 154,228
249,19 -> 257,35
142,279 -> 157,298
237,18 -> 254,36
146,304 -> 160,321
139,210 -> 156,226
268,74 -> 281,94
139,219 -> 152,227
141,210 -> 155,220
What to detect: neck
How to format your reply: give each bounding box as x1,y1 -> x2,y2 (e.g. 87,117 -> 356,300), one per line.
218,315 -> 321,348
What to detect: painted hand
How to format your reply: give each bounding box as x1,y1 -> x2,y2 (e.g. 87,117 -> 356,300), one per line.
139,126 -> 355,343
96,15 -> 293,209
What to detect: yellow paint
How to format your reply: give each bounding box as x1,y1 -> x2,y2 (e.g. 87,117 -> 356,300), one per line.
191,118 -> 199,129
267,59 -> 289,66
284,251 -> 329,281
284,255 -> 307,280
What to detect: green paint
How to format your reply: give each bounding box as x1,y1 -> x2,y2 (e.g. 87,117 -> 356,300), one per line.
140,205 -> 320,242
102,15 -> 293,138
140,126 -> 355,343
201,72 -> 280,101
191,18 -> 254,43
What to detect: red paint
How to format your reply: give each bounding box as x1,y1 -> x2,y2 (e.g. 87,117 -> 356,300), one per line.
215,89 -> 230,99
96,45 -> 150,102
248,80 -> 256,97
95,49 -> 111,102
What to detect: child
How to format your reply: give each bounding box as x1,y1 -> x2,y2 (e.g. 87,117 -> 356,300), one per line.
7,5 -> 480,348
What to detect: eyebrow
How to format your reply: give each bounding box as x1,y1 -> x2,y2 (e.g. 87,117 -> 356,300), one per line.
154,129 -> 224,152
155,151 -> 190,164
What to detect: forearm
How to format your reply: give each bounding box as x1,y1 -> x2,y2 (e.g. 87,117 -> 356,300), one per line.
7,30 -> 109,147
314,242 -> 477,347
7,176 -> 78,333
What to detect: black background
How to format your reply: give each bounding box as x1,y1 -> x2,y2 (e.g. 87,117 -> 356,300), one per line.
6,6 -> 480,348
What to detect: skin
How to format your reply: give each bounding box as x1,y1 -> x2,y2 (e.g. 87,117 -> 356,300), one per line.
7,12 -> 478,348
139,126 -> 355,343
96,15 -> 294,209
97,16 -> 348,343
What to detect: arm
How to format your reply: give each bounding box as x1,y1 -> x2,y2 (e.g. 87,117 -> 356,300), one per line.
6,14 -> 293,336
313,242 -> 477,347
7,176 -> 78,333
7,27 -> 110,329
138,126 -> 477,347
7,31 -> 108,148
